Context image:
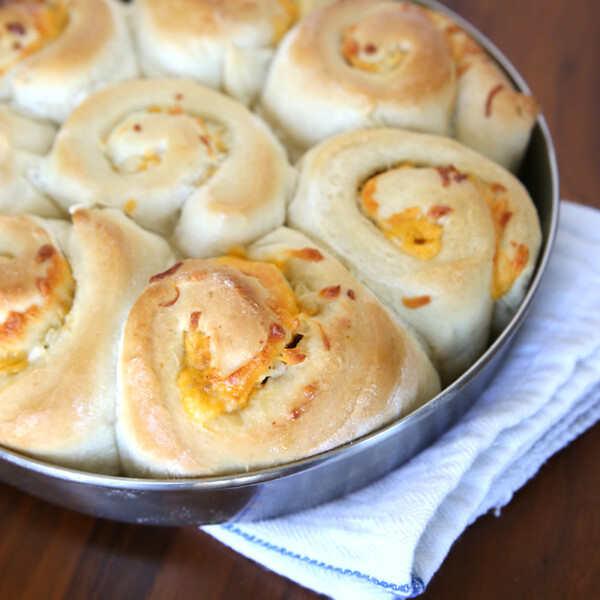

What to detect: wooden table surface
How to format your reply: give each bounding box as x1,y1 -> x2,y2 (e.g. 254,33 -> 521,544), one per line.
1,0 -> 598,598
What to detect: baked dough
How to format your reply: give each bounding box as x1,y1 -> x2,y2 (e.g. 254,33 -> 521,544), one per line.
259,0 -> 539,169
0,208 -> 175,473
33,78 -> 295,258
0,0 -> 138,122
288,129 -> 542,383
428,10 -> 540,172
117,227 -> 440,477
260,0 -> 455,158
133,0 -> 288,105
0,104 -> 61,217
0,2 -> 544,480
132,0 -> 334,106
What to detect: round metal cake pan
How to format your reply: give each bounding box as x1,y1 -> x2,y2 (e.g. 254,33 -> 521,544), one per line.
0,0 -> 559,525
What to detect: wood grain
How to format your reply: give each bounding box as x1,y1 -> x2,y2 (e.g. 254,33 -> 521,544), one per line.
0,1 -> 598,599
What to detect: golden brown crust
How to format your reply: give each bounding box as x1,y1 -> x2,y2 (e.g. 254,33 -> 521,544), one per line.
117,227 -> 440,477
260,0 -> 456,156
0,0 -> 138,122
259,0 -> 539,169
0,215 -> 73,361
289,1 -> 453,106
0,209 -> 175,473
430,11 -> 540,171
133,0 -> 302,104
137,0 -> 295,43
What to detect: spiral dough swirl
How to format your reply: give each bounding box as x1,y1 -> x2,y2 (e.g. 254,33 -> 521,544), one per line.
0,0 -> 138,122
288,129 -> 542,383
0,208 -> 174,473
117,227 -> 439,477
35,78 -> 295,258
260,0 -> 539,169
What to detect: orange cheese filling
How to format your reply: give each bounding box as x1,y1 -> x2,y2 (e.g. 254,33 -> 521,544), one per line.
135,150 -> 161,173
340,25 -> 405,73
491,243 -> 530,300
0,240 -> 74,377
0,352 -> 28,375
360,166 -> 529,293
109,111 -> 228,176
124,199 -> 137,215
0,1 -> 69,76
360,173 -> 444,260
382,208 -> 443,260
361,177 -> 380,217
177,257 -> 304,425
470,179 -> 530,300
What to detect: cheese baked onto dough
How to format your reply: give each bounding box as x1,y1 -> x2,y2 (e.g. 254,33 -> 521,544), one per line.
0,0 -> 138,122
288,129 -> 541,383
132,0 -> 335,106
259,0 -> 539,169
117,227 -> 440,477
0,208 -> 175,473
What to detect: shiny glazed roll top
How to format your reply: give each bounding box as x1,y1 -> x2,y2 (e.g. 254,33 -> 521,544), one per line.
288,129 -> 542,384
33,79 -> 295,258
0,208 -> 174,473
117,227 -> 440,477
133,0 -> 327,105
0,0 -> 138,122
259,0 -> 539,169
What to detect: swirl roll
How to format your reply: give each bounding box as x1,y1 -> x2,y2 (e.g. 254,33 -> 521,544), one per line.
132,0 -> 335,105
0,208 -> 174,472
288,129 -> 542,383
0,0 -> 138,123
259,0 -> 539,169
0,104 -> 60,217
34,79 -> 294,258
260,0 -> 454,157
117,227 -> 440,477
428,10 -> 540,172
133,0 -> 287,105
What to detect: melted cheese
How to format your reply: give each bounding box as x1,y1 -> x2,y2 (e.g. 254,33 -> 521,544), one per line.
360,173 -> 443,260
360,166 -> 528,289
135,151 -> 161,173
0,1 -> 69,76
382,208 -> 443,260
124,199 -> 137,215
107,109 -> 228,176
491,244 -> 529,300
470,178 -> 529,299
341,25 -> 405,73
0,238 -> 74,377
361,177 -> 379,217
0,352 -> 29,375
177,257 -> 303,425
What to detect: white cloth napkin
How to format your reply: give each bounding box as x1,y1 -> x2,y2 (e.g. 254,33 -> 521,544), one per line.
204,200 -> 600,599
